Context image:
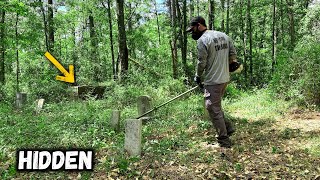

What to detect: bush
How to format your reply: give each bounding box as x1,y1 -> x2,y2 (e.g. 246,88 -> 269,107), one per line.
225,82 -> 244,100
271,5 -> 320,106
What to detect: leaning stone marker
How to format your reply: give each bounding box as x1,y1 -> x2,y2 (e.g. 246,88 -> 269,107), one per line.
137,95 -> 152,117
124,119 -> 142,157
110,110 -> 120,132
35,99 -> 45,113
16,92 -> 27,109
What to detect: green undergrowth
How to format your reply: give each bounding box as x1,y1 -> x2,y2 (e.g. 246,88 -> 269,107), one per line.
0,83 -> 319,179
223,89 -> 292,121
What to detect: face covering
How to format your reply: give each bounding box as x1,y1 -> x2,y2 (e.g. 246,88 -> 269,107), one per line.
191,27 -> 206,40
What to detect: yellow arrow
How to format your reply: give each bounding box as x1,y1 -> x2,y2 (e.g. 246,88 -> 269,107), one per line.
44,51 -> 75,83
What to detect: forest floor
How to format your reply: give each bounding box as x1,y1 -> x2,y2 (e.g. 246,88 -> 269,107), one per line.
0,88 -> 319,179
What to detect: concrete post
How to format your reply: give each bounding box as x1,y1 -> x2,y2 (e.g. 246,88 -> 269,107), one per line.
124,119 -> 142,157
15,92 -> 27,109
110,110 -> 120,132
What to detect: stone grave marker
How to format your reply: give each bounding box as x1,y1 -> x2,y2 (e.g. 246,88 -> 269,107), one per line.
137,95 -> 152,118
35,99 -> 45,113
16,92 -> 27,109
124,119 -> 142,156
110,110 -> 120,132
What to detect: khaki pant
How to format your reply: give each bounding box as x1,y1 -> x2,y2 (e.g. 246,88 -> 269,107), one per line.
204,83 -> 233,147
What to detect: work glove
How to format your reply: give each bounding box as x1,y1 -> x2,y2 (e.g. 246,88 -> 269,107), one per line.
229,61 -> 241,72
194,76 -> 204,89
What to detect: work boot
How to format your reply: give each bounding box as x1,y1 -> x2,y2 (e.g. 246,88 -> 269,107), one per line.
217,136 -> 232,148
225,120 -> 235,136
227,129 -> 235,136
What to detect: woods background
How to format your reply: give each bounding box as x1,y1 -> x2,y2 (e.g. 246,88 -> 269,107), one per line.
0,0 -> 319,105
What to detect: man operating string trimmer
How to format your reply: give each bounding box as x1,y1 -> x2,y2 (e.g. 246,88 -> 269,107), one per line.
187,16 -> 241,149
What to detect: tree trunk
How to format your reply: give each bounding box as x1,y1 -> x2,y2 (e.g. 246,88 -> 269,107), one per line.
48,0 -> 54,52
272,0 -> 277,73
258,12 -> 267,83
89,13 -> 101,82
240,0 -> 247,83
189,0 -> 194,17
280,0 -> 284,46
39,0 -> 49,51
16,12 -> 20,92
171,0 -> 178,79
182,0 -> 189,78
197,0 -> 200,16
168,0 -> 172,24
220,0 -> 225,31
189,0 -> 196,70
102,1 -> 116,80
247,0 -> 253,85
0,9 -> 5,83
72,27 -> 77,85
208,0 -> 215,30
105,0 -> 116,80
286,0 -> 295,50
154,0 -> 161,44
58,34 -> 62,57
176,1 -> 182,48
128,2 -> 135,59
116,0 -> 128,77
226,0 -> 230,34
89,14 -> 97,59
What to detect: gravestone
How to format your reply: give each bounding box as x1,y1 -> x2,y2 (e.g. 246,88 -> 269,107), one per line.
137,95 -> 152,118
70,85 -> 107,100
16,92 -> 27,109
35,99 -> 45,113
124,119 -> 142,156
110,110 -> 120,132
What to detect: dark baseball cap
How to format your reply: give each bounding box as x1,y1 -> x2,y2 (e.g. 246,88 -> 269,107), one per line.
186,16 -> 207,32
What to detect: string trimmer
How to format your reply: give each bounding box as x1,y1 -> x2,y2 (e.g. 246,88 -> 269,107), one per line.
136,85 -> 199,119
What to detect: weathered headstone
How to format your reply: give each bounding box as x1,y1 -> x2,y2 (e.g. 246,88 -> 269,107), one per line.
70,86 -> 79,100
35,99 -> 45,113
137,95 -> 152,118
70,85 -> 107,100
110,110 -> 120,132
124,119 -> 142,156
15,92 -> 27,109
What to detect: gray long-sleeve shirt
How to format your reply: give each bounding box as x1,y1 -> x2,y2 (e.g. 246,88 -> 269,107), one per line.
196,30 -> 237,85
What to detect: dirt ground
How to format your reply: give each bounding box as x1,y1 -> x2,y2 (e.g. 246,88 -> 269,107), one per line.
277,108 -> 320,132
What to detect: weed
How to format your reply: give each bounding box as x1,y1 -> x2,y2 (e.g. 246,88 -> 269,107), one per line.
235,163 -> 242,172
272,146 -> 278,154
280,128 -> 301,139
80,172 -> 92,180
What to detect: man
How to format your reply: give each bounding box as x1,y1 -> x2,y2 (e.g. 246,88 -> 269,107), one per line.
187,16 -> 236,148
